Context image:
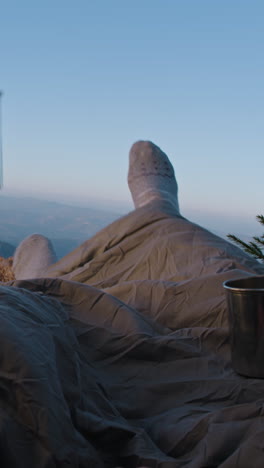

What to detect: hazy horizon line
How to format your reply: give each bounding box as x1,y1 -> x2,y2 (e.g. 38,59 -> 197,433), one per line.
1,188 -> 263,240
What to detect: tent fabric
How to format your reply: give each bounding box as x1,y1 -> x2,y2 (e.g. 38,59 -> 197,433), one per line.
1,200 -> 264,467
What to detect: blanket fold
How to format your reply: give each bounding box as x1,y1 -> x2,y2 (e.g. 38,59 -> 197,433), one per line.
1,203 -> 264,467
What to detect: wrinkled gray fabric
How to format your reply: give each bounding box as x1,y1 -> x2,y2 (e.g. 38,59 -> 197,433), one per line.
2,201 -> 264,467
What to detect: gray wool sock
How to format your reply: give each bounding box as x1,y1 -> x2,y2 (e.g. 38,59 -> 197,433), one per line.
127,140 -> 180,212
13,234 -> 57,280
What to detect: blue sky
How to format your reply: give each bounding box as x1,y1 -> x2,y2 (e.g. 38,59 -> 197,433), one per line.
0,0 -> 263,235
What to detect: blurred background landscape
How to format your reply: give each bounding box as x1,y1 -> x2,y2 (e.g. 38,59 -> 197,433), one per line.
1,193 -> 262,260
0,195 -> 119,258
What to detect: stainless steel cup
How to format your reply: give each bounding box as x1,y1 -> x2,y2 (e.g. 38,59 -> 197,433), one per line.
223,275 -> 264,378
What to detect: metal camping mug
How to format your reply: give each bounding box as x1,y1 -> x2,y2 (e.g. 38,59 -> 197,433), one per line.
223,275 -> 264,378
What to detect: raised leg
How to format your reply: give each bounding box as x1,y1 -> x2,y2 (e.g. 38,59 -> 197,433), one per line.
13,234 -> 57,280
128,140 -> 180,213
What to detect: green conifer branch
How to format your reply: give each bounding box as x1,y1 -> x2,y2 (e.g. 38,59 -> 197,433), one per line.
248,241 -> 264,259
257,215 -> 264,225
227,214 -> 264,262
253,236 -> 264,247
227,234 -> 250,251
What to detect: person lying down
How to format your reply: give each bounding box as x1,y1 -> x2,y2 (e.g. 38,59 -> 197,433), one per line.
13,140 -> 263,285
1,140 -> 264,468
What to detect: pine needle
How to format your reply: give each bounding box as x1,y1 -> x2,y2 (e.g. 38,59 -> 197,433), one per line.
227,215 -> 264,262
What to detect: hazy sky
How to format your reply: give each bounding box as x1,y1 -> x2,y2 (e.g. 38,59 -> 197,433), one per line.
0,0 -> 263,234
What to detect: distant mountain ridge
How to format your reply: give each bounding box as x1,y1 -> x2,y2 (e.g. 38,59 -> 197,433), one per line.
1,194 -> 256,261
0,195 -> 120,258
0,241 -> 16,258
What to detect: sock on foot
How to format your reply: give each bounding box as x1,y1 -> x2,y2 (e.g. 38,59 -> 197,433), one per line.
13,234 -> 57,280
127,140 -> 180,212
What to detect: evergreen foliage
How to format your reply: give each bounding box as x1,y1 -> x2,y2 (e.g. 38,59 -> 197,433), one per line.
227,215 -> 264,262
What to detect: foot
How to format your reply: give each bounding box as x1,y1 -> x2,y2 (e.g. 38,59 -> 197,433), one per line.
13,234 -> 57,280
127,140 -> 180,212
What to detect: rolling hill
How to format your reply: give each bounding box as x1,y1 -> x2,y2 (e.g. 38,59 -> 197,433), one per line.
0,195 -> 121,258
